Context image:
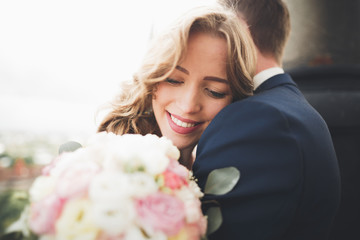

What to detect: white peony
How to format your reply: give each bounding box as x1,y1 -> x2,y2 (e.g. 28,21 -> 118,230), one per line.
138,148 -> 170,175
176,187 -> 203,223
188,175 -> 204,198
55,198 -> 99,240
157,136 -> 181,161
29,175 -> 57,202
91,199 -> 136,236
127,172 -> 159,198
89,172 -> 132,203
39,235 -> 55,240
48,150 -> 86,178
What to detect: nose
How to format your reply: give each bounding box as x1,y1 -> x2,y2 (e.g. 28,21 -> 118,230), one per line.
176,85 -> 202,114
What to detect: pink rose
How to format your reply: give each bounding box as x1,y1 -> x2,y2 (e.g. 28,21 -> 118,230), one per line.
163,170 -> 187,190
162,160 -> 189,190
197,215 -> 207,237
167,159 -> 189,180
182,219 -> 207,240
42,155 -> 63,176
135,192 -> 185,236
29,194 -> 64,235
56,161 -> 100,199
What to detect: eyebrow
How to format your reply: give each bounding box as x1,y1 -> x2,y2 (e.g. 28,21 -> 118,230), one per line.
175,65 -> 189,74
204,76 -> 228,84
175,65 -> 228,84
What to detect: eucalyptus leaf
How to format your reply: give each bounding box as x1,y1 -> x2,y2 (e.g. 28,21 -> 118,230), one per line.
204,167 -> 240,195
206,207 -> 223,235
58,141 -> 82,154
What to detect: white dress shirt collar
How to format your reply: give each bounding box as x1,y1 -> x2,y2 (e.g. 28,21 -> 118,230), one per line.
253,67 -> 285,90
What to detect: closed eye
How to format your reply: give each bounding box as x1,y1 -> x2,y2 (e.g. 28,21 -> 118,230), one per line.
165,78 -> 183,85
205,88 -> 227,99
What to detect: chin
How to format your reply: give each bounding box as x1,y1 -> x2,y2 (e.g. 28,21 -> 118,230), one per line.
173,139 -> 197,152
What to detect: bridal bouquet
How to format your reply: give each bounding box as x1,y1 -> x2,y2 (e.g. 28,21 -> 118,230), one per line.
23,133 -> 207,240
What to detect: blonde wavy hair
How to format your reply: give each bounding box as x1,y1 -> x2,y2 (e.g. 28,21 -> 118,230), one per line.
98,4 -> 256,135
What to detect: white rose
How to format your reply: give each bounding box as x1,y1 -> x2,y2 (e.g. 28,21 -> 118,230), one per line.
89,172 -> 132,203
123,226 -> 148,240
158,136 -> 180,160
29,175 -> 57,202
49,149 -> 86,177
188,177 -> 204,198
127,172 -> 158,197
139,148 -> 170,175
55,198 -> 99,240
143,134 -> 180,161
39,235 -> 55,240
176,187 -> 203,223
92,199 -> 136,236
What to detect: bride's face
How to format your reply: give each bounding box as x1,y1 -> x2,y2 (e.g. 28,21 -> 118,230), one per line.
152,32 -> 232,152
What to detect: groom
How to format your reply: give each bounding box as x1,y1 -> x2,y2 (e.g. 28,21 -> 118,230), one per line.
192,0 -> 341,239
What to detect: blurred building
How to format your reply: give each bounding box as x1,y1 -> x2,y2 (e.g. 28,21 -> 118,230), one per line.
283,0 -> 360,70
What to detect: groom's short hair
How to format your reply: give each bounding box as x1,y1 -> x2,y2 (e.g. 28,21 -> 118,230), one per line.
219,0 -> 291,64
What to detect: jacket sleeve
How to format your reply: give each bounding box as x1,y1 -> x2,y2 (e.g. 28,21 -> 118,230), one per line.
192,99 -> 303,240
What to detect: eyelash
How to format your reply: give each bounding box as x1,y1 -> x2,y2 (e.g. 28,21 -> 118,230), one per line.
165,78 -> 182,85
165,78 -> 227,99
205,89 -> 227,99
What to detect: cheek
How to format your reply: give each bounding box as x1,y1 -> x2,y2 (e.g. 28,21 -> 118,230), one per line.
152,84 -> 174,112
206,99 -> 232,120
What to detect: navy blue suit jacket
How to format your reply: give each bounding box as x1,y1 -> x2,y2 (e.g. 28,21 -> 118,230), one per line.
193,73 -> 341,240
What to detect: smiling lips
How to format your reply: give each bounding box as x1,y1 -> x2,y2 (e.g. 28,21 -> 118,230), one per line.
166,112 -> 202,134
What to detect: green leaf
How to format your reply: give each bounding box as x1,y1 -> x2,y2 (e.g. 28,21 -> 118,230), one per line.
0,190 -> 29,236
204,167 -> 240,195
0,232 -> 38,240
5,206 -> 31,237
58,141 -> 82,154
0,232 -> 25,240
206,207 -> 223,235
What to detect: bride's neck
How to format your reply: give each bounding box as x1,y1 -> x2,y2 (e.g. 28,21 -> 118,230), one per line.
178,148 -> 195,170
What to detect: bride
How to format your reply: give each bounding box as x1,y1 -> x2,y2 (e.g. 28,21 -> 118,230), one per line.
98,4 -> 256,169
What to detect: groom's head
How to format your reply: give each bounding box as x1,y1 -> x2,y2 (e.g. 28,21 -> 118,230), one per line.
219,0 -> 291,65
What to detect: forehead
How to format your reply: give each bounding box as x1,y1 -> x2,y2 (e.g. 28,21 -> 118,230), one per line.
185,32 -> 228,61
172,32 -> 228,80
